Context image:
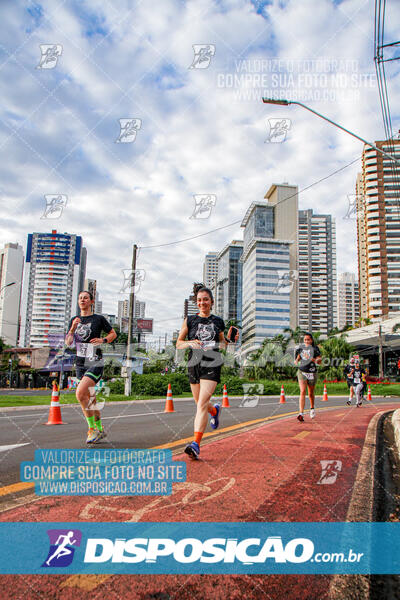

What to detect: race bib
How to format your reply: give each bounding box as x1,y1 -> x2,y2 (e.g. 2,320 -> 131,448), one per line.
303,372 -> 315,380
76,343 -> 95,359
201,341 -> 216,351
354,377 -> 361,384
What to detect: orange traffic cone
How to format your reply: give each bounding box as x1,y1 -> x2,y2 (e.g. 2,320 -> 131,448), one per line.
322,383 -> 328,402
45,381 -> 64,425
279,384 -> 286,404
222,384 -> 230,407
367,385 -> 372,401
164,383 -> 174,413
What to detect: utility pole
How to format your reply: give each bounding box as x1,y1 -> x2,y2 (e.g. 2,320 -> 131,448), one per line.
124,244 -> 137,396
378,324 -> 384,380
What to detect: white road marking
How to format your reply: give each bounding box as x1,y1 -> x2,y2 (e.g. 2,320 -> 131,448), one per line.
0,443 -> 30,452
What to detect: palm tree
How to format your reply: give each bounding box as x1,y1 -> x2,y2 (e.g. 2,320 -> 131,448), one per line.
319,334 -> 355,380
283,326 -> 305,344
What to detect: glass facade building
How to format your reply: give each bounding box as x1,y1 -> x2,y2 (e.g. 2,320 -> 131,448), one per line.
241,200 -> 295,354
215,241 -> 243,324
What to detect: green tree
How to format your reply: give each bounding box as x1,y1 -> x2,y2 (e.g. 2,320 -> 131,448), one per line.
283,326 -> 305,344
318,334 -> 355,380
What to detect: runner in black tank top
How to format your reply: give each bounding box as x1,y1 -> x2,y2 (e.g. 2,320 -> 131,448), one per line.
176,283 -> 238,460
65,290 -> 117,444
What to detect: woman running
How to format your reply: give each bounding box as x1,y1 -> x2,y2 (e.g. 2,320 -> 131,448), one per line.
176,283 -> 238,460
65,290 -> 117,444
294,332 -> 321,422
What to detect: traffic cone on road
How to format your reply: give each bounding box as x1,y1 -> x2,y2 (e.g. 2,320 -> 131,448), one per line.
222,384 -> 230,407
164,383 -> 175,413
45,380 -> 64,425
279,384 -> 286,404
322,383 -> 328,402
367,385 -> 372,401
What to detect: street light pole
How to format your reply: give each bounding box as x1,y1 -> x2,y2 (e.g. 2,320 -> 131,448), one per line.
262,98 -> 400,166
124,244 -> 138,396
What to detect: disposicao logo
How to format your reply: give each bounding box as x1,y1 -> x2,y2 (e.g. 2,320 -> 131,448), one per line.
83,536 -> 314,564
42,529 -> 82,568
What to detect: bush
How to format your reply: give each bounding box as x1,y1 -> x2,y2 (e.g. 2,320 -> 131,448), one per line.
108,373 -> 192,397
108,378 -> 124,394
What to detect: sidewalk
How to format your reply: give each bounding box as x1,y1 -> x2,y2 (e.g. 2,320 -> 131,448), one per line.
0,401 -> 398,599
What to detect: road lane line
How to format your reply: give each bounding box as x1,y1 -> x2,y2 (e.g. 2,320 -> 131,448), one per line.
293,431 -> 311,440
0,481 -> 34,496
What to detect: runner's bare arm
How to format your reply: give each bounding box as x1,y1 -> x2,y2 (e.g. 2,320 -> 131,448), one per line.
65,317 -> 80,346
176,319 -> 201,349
90,328 -> 117,346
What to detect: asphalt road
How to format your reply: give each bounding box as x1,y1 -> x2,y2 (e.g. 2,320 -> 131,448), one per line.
0,394 -> 398,492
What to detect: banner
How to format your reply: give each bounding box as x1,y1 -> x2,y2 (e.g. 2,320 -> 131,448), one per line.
0,522 -> 399,574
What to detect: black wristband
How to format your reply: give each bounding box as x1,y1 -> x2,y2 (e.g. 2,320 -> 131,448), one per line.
103,338 -> 108,344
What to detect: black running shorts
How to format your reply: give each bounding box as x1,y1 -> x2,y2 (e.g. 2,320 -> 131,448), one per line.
76,365 -> 103,383
188,363 -> 221,384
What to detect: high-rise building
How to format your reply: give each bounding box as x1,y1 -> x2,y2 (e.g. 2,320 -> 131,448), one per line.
184,296 -> 198,318
19,230 -> 86,347
0,243 -> 24,346
356,140 -> 400,320
117,298 -> 146,331
84,278 -> 96,299
241,184 -> 298,353
203,252 -> 218,288
337,272 -> 360,329
298,209 -> 337,335
215,241 -> 243,324
95,293 -> 102,314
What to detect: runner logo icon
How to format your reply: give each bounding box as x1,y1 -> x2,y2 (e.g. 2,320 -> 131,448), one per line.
42,529 -> 82,568
317,460 -> 342,485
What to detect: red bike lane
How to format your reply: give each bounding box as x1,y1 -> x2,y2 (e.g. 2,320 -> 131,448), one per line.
0,402 -> 397,600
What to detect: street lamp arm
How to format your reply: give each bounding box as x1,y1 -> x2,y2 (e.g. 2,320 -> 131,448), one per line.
0,282 -> 16,294
262,97 -> 400,166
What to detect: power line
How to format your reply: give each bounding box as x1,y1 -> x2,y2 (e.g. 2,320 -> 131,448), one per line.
139,156 -> 361,249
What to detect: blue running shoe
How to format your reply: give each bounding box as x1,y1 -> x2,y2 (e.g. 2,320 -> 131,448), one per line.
184,441 -> 200,460
209,403 -> 221,430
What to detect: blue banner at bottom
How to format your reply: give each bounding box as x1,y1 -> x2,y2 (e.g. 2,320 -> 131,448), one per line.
0,522 -> 399,574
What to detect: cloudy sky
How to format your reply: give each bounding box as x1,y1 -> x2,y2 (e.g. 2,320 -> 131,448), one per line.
1,0 -> 399,341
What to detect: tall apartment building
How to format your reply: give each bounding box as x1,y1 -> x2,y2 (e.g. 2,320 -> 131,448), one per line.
84,278 -> 96,299
183,296 -> 198,318
117,298 -> 146,331
337,272 -> 360,329
19,230 -> 86,347
203,252 -> 218,288
215,241 -> 243,324
298,209 -> 337,335
241,184 -> 298,354
0,243 -> 24,345
356,140 -> 400,320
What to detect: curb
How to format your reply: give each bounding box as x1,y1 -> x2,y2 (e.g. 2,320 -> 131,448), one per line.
328,410 -> 388,600
392,409 -> 400,459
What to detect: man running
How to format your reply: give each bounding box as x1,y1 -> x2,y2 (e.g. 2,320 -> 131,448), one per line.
346,358 -> 367,407
66,291 -> 116,444
344,357 -> 355,405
